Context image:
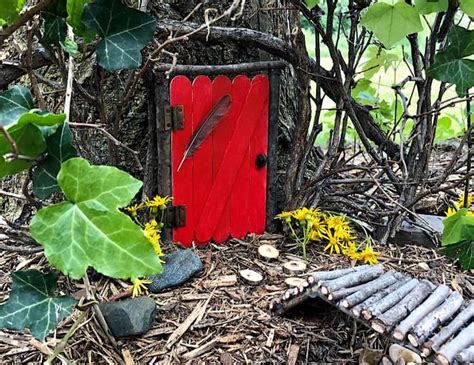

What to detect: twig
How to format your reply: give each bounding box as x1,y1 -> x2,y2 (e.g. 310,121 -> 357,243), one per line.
45,310 -> 89,365
64,25 -> 75,120
0,243 -> 42,254
0,189 -> 27,200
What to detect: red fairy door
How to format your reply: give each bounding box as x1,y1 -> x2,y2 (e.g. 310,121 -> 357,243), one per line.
171,75 -> 269,247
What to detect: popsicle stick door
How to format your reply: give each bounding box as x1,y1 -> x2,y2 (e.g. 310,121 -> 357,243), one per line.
170,74 -> 270,247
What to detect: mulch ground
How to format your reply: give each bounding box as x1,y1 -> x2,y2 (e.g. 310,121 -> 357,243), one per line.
0,233 -> 472,364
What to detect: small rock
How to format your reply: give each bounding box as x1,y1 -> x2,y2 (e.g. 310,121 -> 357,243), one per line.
148,250 -> 203,293
99,297 -> 156,338
389,344 -> 422,364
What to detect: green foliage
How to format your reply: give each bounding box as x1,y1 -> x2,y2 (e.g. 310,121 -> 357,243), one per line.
66,0 -> 95,42
41,11 -> 67,45
361,1 -> 422,49
82,0 -> 156,71
415,0 -> 448,14
0,87 -> 66,179
0,0 -> 26,26
460,0 -> 474,17
428,26 -> 474,96
362,47 -> 400,79
60,37 -> 81,58
442,209 -> 474,269
0,270 -> 76,340
0,86 -> 34,128
305,0 -> 320,8
30,158 -> 163,280
33,123 -> 78,199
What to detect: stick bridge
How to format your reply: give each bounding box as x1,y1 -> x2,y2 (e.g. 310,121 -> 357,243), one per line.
270,264 -> 474,364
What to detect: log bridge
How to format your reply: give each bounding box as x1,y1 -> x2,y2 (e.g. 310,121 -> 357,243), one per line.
269,265 -> 474,364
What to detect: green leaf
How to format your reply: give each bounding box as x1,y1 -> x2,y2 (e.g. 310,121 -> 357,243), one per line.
361,1 -> 423,49
41,11 -> 67,45
305,0 -> 319,8
427,26 -> 474,96
0,0 -> 26,25
66,0 -> 95,42
415,0 -> 448,14
443,240 -> 474,270
0,270 -> 76,340
460,0 -> 474,17
30,158 -> 163,280
33,123 -> 78,199
442,208 -> 474,245
82,0 -> 156,71
60,37 -> 81,58
0,86 -> 34,128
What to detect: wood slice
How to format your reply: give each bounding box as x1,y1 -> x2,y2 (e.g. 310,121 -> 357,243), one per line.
285,277 -> 307,287
258,244 -> 279,260
239,269 -> 263,285
388,344 -> 422,364
282,260 -> 307,275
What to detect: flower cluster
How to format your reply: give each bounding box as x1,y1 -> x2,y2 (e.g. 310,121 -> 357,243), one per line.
445,193 -> 474,217
276,208 -> 379,265
125,195 -> 172,297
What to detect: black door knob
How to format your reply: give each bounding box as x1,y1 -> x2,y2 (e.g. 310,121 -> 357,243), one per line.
256,154 -> 267,168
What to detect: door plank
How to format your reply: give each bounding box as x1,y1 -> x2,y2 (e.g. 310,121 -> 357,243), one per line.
171,76 -> 194,246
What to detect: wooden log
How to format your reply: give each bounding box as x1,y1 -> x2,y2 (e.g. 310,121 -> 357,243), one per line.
436,322 -> 474,365
362,278 -> 419,320
407,292 -> 463,350
371,280 -> 434,334
456,345 -> 474,364
392,284 -> 451,341
351,277 -> 411,317
320,264 -> 384,296
420,299 -> 473,354
307,265 -> 370,287
340,272 -> 399,308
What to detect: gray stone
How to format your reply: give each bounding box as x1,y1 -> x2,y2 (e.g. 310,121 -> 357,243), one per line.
99,297 -> 156,338
148,249 -> 203,293
377,214 -> 444,248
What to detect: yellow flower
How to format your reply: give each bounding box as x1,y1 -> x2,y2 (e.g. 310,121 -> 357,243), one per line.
326,215 -> 350,232
358,244 -> 379,265
337,227 -> 357,246
130,278 -> 152,298
342,241 -> 360,260
276,211 -> 293,223
455,193 -> 473,209
125,203 -> 145,217
291,208 -> 307,221
145,195 -> 172,210
323,229 -> 342,255
445,207 -> 457,217
310,229 -> 322,241
144,219 -> 165,257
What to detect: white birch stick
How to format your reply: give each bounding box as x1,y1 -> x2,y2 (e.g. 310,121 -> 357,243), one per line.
436,322 -> 474,365
456,345 -> 474,364
392,284 -> 451,341
320,264 -> 384,295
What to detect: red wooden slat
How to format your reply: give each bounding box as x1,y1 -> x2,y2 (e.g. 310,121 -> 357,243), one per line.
171,76 -> 194,246
195,77 -> 269,242
249,75 -> 270,234
229,76 -> 251,239
211,76 -> 233,243
192,76 -> 213,246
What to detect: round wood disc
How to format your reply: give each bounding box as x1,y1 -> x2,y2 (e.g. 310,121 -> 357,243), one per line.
282,260 -> 307,275
239,269 -> 263,285
258,244 -> 280,260
284,277 -> 306,287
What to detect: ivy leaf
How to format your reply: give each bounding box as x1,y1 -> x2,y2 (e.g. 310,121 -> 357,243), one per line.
0,0 -> 26,25
0,270 -> 76,341
33,123 -> 78,199
460,0 -> 474,17
415,0 -> 448,14
305,0 -> 319,8
66,0 -> 95,42
0,86 -> 34,128
30,158 -> 163,280
361,1 -> 423,49
82,0 -> 156,71
41,11 -> 67,45
442,208 -> 474,245
443,240 -> 474,270
427,26 -> 474,96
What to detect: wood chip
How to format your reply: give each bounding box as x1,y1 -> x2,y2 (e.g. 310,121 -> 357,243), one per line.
204,275 -> 237,288
121,349 -> 135,365
282,260 -> 307,275
287,344 -> 300,365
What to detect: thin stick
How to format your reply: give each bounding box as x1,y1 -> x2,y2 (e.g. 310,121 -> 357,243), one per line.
64,25 -> 75,120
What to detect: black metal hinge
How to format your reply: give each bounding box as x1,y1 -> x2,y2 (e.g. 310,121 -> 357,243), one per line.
164,105 -> 184,131
165,205 -> 186,228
